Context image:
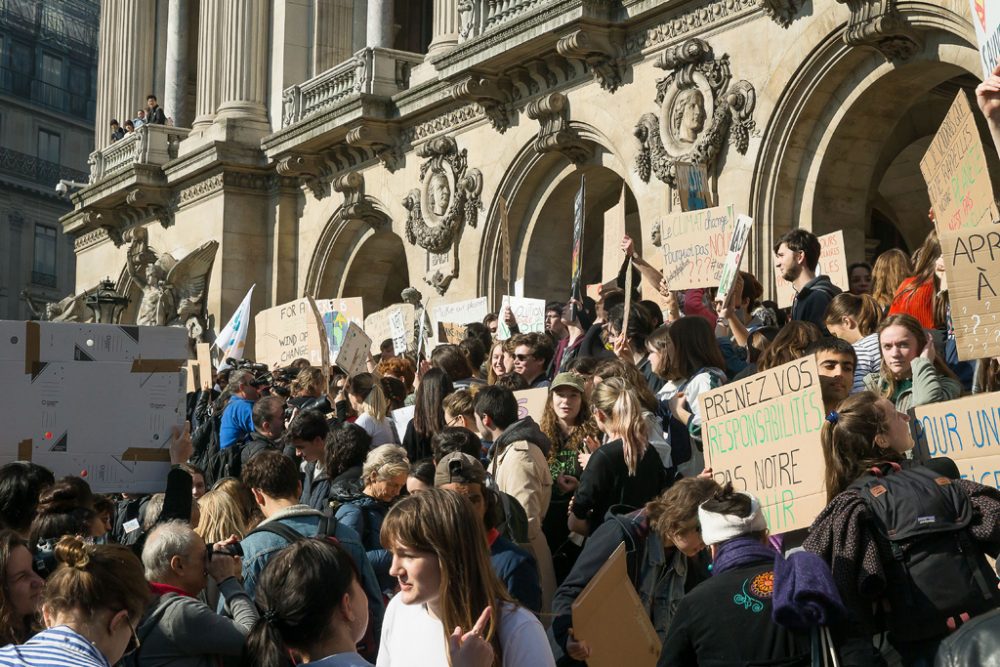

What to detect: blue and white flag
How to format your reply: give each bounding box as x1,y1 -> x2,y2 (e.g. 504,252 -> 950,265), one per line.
214,284 -> 254,363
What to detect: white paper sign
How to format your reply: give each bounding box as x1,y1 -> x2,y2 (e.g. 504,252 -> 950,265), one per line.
392,405 -> 416,441
335,322 -> 371,376
970,0 -> 1000,78
497,296 -> 546,340
389,309 -> 408,354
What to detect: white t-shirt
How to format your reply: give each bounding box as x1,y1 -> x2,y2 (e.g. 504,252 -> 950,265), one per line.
356,413 -> 398,446
376,596 -> 554,667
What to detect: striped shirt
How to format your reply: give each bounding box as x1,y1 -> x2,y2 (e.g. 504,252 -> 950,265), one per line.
852,333 -> 882,393
0,626 -> 110,667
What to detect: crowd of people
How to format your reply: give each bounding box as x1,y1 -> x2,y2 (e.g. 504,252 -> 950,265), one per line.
2,63 -> 1000,667
109,94 -> 168,142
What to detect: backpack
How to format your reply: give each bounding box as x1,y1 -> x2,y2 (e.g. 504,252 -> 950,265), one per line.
851,464 -> 1000,641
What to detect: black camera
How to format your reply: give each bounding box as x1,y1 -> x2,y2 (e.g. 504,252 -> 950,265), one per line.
207,542 -> 244,559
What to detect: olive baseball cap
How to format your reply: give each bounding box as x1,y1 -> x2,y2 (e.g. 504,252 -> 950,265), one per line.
434,452 -> 487,487
550,372 -> 585,393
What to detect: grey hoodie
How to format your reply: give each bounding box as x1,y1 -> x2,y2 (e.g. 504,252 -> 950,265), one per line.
492,416 -> 552,458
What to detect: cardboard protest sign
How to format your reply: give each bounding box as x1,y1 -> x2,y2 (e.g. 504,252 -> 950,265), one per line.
316,297 -> 364,360
970,0 -> 1000,78
2,321 -> 187,493
911,392 -> 1000,488
364,304 -> 416,355
513,388 -> 548,423
334,322 -> 371,376
572,542 -> 660,667
498,296 -> 546,340
389,309 -> 408,354
602,185 -> 626,283
676,161 -> 715,212
437,322 -> 466,345
699,354 -> 826,533
185,361 -> 200,393
255,296 -> 329,369
717,215 -> 754,304
195,342 -> 213,390
570,175 -> 585,319
659,204 -> 735,290
433,297 -> 488,330
920,90 -> 1000,361
775,231 -> 849,308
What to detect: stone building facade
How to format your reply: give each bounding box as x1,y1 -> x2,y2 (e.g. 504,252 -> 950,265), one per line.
65,0 -> 983,354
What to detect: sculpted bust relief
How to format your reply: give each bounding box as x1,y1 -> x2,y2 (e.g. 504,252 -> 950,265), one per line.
427,170 -> 451,217
672,88 -> 706,144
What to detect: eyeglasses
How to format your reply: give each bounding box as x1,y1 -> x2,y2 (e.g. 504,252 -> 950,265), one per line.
122,616 -> 141,657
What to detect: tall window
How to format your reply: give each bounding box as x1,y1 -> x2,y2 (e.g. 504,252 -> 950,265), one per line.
37,129 -> 60,164
33,225 -> 58,288
40,53 -> 62,85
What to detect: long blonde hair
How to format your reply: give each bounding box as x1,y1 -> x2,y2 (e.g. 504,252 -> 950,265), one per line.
348,372 -> 389,421
381,489 -> 512,666
195,488 -> 251,543
590,377 -> 649,476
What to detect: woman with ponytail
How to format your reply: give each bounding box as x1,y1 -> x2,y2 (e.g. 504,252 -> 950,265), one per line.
347,373 -> 398,446
245,539 -> 372,667
568,377 -> 665,537
824,292 -> 884,392
0,536 -> 149,666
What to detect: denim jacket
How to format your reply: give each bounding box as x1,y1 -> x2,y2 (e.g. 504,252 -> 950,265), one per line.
239,505 -> 385,638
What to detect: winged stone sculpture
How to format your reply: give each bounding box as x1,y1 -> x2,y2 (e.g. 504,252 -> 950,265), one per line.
21,289 -> 92,322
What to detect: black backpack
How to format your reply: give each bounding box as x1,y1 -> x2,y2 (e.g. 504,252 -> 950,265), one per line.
851,464 -> 1000,641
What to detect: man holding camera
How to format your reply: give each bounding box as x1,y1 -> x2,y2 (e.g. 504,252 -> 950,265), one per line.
134,520 -> 259,664
219,370 -> 259,450
241,395 -> 287,466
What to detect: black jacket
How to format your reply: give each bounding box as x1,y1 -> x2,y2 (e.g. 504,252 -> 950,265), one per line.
791,275 -> 841,330
146,104 -> 167,125
241,431 -> 279,466
934,607 -> 1000,667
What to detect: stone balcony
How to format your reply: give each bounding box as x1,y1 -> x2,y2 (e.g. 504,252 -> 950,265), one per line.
87,124 -> 190,184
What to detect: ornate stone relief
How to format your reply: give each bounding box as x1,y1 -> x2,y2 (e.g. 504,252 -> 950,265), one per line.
633,38 -> 756,187
836,0 -> 920,60
449,75 -> 515,133
525,92 -> 593,164
556,27 -> 625,93
333,171 -> 390,231
402,137 -> 483,295
276,154 -> 330,199
346,122 -> 404,172
760,0 -> 805,27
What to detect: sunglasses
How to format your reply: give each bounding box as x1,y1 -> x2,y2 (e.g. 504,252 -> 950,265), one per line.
514,353 -> 535,362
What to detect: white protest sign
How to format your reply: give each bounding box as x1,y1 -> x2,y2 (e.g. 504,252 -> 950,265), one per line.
2,321 -> 187,493
255,296 -> 329,369
497,296 -> 546,340
364,304 -> 416,355
970,0 -> 1000,78
659,204 -> 735,290
699,354 -> 826,533
717,214 -> 753,304
392,405 -> 416,441
335,322 -> 371,376
389,309 -> 408,354
912,392 -> 1000,488
513,388 -> 548,423
433,297 -> 489,330
775,231 -> 849,308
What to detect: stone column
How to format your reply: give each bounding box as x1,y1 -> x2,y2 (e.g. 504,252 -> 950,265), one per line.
215,0 -> 270,124
163,0 -> 190,126
314,0 -> 354,73
427,0 -> 459,59
191,0 -> 223,131
93,0 -> 155,148
366,0 -> 394,48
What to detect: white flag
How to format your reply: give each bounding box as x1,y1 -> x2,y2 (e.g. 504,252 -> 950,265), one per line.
214,284 -> 255,363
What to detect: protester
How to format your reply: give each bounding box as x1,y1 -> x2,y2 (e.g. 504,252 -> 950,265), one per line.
824,292 -> 883,392
378,488 -> 553,666
435,453 -> 542,613
443,389 -> 478,434
487,339 -> 514,385
286,410 -> 334,510
0,463 -> 55,538
29,478 -> 96,552
0,536 -> 149,666
978,58 -> 1000,154
805,392 -> 1000,664
432,344 -> 482,389
807,338 -> 856,412
973,356 -> 1000,394
569,377 -> 666,538
714,271 -> 769,376
0,530 -> 43,646
552,298 -> 597,375
870,248 -> 911,312
334,445 -> 410,594
327,423 -> 373,505
403,368 -> 454,461
135,521 -> 258,664
773,228 -> 841,329
237,450 -> 384,643
178,463 -> 207,500
512,333 -> 554,389
243,395 -> 286,465
864,313 -> 961,411
219,370 -> 259,450
377,357 -> 416,398
889,229 -> 942,329
847,261 -> 872,295
406,460 -> 436,494
346,373 -> 398,445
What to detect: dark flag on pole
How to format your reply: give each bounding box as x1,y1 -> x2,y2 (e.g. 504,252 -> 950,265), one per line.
570,174 -> 585,320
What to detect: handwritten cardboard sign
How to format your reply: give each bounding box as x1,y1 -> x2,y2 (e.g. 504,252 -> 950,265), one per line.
699,354 -> 826,533
498,296 -> 546,340
437,322 -> 466,345
911,392 -> 1000,488
920,90 -> 1000,361
185,360 -> 200,393
334,322 -> 371,376
255,296 -> 329,369
603,185 -> 627,283
775,230 -> 849,308
970,0 -> 1000,78
717,214 -> 753,305
659,204 -> 735,290
364,304 -> 416,355
433,297 -> 489,330
512,387 -> 548,424
572,542 -> 660,667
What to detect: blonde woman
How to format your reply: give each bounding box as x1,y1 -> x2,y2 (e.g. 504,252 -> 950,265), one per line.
335,445 -> 411,594
568,377 -> 665,537
347,373 -> 398,445
378,488 -> 553,667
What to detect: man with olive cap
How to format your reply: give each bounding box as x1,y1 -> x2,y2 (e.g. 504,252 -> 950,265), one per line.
435,452 -> 542,613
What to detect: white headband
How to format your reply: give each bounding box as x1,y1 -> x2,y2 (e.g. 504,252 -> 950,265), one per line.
698,492 -> 768,546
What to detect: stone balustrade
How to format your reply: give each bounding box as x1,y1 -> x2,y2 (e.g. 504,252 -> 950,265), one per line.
459,0 -> 548,41
281,47 -> 425,128
88,124 -> 190,183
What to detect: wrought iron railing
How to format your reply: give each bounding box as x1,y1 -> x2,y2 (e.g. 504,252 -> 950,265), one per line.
0,146 -> 88,187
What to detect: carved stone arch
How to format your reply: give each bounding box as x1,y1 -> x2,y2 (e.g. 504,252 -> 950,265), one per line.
748,0 -> 978,297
